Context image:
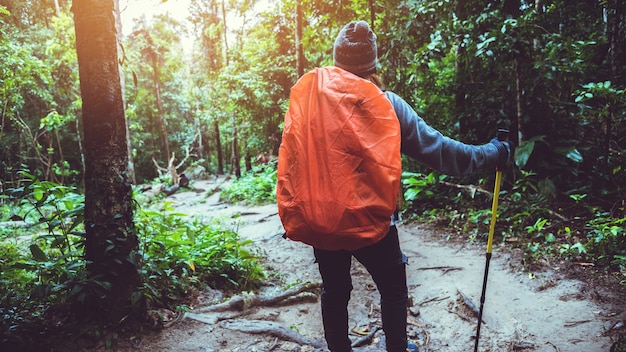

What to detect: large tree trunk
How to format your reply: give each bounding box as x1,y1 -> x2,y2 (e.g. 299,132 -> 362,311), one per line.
72,0 -> 140,322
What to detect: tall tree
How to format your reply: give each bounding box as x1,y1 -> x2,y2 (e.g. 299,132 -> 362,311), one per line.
123,14 -> 189,182
137,29 -> 172,164
190,0 -> 227,173
72,0 -> 139,322
190,0 -> 225,73
295,0 -> 304,77
455,0 -> 469,136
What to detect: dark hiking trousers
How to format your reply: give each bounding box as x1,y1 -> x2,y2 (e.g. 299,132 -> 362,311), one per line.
313,226 -> 409,352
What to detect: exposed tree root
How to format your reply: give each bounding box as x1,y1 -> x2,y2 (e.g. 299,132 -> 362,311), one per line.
219,319 -> 324,349
183,282 -> 325,349
194,281 -> 321,313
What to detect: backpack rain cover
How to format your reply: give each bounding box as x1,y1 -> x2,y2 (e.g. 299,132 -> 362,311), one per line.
276,66 -> 402,251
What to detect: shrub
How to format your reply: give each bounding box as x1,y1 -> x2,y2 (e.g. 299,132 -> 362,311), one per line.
220,164 -> 277,205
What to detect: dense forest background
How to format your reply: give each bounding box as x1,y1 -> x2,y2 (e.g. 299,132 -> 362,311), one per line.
2,0 -> 623,190
0,0 -> 625,349
2,0 -> 625,199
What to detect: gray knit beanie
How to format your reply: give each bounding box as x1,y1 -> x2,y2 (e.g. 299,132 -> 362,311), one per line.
333,20 -> 377,75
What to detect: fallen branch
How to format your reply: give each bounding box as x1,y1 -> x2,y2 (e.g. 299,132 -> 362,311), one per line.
439,181 -> 491,197
439,180 -> 569,222
564,319 -> 592,327
418,296 -> 450,307
220,319 -> 324,349
417,266 -> 463,274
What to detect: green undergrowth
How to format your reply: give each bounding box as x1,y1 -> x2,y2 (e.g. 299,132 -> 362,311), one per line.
401,171 -> 626,291
0,170 -> 265,348
135,201 -> 265,307
220,163 -> 277,205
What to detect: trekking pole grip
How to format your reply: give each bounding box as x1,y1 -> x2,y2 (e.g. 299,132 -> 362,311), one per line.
493,128 -> 511,171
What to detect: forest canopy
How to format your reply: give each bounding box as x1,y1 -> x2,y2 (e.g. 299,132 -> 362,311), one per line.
1,0 -> 624,192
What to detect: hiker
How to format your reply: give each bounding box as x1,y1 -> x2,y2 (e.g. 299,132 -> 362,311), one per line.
276,20 -> 514,352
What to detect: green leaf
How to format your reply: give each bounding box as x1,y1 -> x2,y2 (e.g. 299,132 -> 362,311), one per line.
515,138 -> 536,168
33,187 -> 45,201
565,148 -> 583,163
571,242 -> 587,254
29,244 -> 48,261
555,147 -> 583,163
404,188 -> 421,201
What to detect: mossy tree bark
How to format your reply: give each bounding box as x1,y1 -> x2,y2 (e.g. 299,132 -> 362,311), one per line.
72,0 -> 140,322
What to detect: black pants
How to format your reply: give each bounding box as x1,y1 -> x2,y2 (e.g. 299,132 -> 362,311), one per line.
314,226 -> 409,352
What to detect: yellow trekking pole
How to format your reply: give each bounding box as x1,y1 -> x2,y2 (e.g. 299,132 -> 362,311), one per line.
474,129 -> 509,352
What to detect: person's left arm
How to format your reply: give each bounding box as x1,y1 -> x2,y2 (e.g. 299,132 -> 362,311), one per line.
385,91 -> 508,177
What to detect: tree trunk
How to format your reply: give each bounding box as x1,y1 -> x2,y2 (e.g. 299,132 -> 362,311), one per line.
214,119 -> 223,175
455,1 -> 468,136
515,58 -> 523,145
295,1 -> 304,77
116,2 -> 136,185
72,0 -> 140,322
196,117 -> 205,160
243,133 -> 251,172
232,114 -> 241,177
506,0 -> 523,146
534,0 -> 543,49
74,110 -> 87,181
221,0 -> 229,66
54,129 -> 66,184
151,51 -> 171,163
369,0 -> 375,30
245,151 -> 252,172
603,0 -> 620,174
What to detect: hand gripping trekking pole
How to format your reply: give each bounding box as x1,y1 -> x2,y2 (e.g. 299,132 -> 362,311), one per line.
473,129 -> 509,352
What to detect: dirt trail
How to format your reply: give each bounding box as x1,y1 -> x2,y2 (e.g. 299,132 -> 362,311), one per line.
121,178 -> 625,352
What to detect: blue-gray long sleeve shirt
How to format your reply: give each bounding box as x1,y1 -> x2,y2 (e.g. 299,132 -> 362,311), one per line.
385,91 -> 500,177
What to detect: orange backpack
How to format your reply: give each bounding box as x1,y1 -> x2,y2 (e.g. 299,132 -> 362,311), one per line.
276,66 -> 402,251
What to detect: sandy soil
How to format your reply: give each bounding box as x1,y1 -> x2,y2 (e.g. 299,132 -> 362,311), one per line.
112,178 -> 626,352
